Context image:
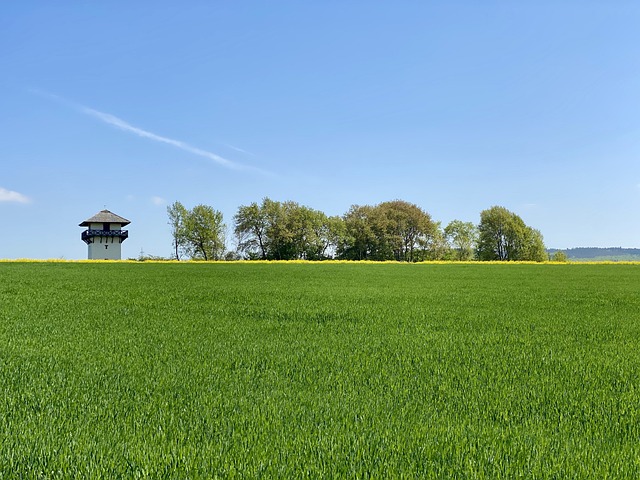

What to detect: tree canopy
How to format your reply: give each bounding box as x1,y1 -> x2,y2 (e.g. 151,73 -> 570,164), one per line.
167,201 -> 226,261
444,220 -> 478,261
338,200 -> 438,261
234,198 -> 341,260
476,206 -> 546,262
168,199 -> 547,262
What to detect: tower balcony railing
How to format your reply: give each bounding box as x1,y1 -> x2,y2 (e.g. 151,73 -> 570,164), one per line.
82,229 -> 129,244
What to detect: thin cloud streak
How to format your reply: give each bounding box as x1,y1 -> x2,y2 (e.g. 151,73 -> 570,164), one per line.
31,89 -> 272,176
0,187 -> 31,203
223,143 -> 256,156
80,107 -> 242,171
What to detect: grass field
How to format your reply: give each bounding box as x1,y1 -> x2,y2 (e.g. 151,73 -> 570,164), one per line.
1,262 -> 639,478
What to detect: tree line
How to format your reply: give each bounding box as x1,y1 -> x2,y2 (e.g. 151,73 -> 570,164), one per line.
166,199 -> 549,262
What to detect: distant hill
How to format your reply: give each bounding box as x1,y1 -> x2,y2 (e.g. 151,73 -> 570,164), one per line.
548,247 -> 640,262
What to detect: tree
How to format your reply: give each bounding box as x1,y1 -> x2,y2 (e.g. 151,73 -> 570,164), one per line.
521,227 -> 548,262
184,204 -> 226,260
234,201 -> 269,259
234,198 -> 342,260
338,205 -> 379,260
338,200 -> 438,262
444,220 -> 478,261
476,206 -> 546,262
477,206 -> 512,261
265,200 -> 296,260
167,201 -> 189,260
168,202 -> 226,260
552,250 -> 568,262
376,200 -> 438,262
313,215 -> 344,260
285,203 -> 331,260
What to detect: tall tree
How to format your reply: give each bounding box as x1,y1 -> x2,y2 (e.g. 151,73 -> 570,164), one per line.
184,204 -> 226,260
311,215 -> 344,260
521,227 -> 548,262
338,201 -> 437,262
420,223 -> 449,261
477,206 -> 516,261
168,202 -> 226,260
477,206 -> 546,261
377,200 -> 437,262
265,200 -> 296,260
234,198 -> 342,260
338,205 -> 378,260
444,220 -> 478,261
234,201 -> 269,259
167,201 -> 189,260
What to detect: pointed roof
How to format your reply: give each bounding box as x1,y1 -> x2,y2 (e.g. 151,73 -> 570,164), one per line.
79,210 -> 130,227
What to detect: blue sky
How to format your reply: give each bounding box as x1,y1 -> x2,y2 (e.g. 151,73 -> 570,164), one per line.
1,2 -> 639,259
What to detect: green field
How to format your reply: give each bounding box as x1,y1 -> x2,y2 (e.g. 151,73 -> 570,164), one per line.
1,262 -> 639,477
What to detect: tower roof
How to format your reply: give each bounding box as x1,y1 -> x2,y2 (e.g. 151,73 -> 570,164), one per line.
79,210 -> 130,227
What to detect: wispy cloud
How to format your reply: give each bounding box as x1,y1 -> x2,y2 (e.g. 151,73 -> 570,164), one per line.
0,187 -> 31,204
31,89 -> 271,176
223,143 -> 256,156
81,106 -> 244,170
151,196 -> 166,206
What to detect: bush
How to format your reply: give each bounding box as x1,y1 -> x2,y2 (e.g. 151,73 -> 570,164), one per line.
552,251 -> 569,262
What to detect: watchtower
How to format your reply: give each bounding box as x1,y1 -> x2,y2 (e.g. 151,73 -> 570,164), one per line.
79,210 -> 130,260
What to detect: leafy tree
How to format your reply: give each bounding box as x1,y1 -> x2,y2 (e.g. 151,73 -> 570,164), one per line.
167,201 -> 189,260
552,250 -> 568,262
234,201 -> 269,259
338,200 -> 437,262
377,200 -> 437,262
266,200 -> 298,260
234,198 -> 342,260
285,203 -> 332,260
444,220 -> 478,261
521,227 -> 548,262
338,205 -> 374,260
184,204 -> 226,260
422,223 -> 450,261
315,215 -> 345,260
168,202 -> 226,260
477,206 -> 513,261
476,206 -> 546,261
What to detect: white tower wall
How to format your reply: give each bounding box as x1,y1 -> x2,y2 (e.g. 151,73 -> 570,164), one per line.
88,237 -> 123,260
80,210 -> 130,260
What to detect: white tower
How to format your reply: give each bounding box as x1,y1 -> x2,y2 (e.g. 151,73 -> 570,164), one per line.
79,210 -> 130,260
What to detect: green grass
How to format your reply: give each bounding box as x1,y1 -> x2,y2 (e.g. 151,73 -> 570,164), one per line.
1,262 -> 639,477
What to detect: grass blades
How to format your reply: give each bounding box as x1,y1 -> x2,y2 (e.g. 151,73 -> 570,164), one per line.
0,263 -> 639,477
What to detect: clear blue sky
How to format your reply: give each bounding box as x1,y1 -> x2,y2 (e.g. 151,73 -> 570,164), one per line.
1,2 -> 639,259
